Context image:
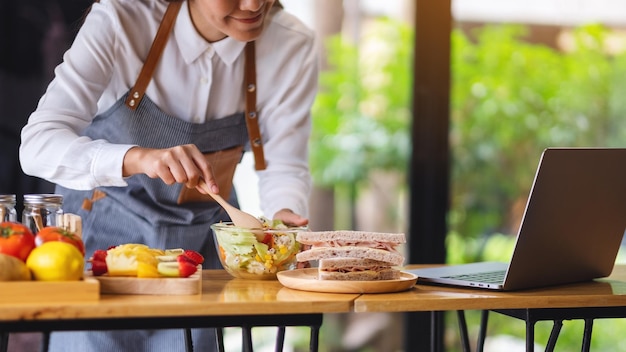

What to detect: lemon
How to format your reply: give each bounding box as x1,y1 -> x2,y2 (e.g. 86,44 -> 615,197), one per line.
26,241 -> 84,281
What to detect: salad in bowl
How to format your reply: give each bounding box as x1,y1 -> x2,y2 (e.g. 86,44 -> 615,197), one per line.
211,219 -> 305,280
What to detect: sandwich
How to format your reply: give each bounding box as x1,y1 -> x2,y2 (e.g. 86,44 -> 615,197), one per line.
317,257 -> 401,281
296,230 -> 406,281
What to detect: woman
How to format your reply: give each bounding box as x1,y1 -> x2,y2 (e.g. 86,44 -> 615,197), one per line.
20,0 -> 318,350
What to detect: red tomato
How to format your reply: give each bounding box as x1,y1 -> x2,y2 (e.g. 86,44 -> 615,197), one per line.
35,226 -> 85,256
0,222 -> 36,262
261,233 -> 274,248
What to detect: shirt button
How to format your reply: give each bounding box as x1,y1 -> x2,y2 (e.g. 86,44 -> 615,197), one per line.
201,77 -> 209,84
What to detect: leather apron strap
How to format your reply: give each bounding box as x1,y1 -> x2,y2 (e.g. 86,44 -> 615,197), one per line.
244,41 -> 266,170
124,1 -> 267,170
124,1 -> 182,110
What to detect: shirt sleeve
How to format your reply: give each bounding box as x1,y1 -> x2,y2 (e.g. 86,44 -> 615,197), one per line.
19,1 -> 136,190
256,18 -> 319,219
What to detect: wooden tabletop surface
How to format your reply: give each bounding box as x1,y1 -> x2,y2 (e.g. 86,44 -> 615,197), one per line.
0,270 -> 358,322
354,264 -> 626,312
3,265 -> 626,322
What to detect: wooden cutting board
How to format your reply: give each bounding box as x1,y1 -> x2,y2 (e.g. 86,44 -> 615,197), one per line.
1,277 -> 100,303
87,266 -> 202,295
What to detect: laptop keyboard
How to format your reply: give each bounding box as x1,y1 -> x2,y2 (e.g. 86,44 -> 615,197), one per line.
442,270 -> 506,284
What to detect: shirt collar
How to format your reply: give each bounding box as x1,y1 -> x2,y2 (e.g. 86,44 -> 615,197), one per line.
174,3 -> 246,66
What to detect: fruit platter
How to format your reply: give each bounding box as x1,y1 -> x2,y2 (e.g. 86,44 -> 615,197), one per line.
0,215 -> 205,301
86,244 -> 204,295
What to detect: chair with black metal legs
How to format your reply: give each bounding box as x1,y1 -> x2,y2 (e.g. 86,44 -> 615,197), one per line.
181,314 -> 323,352
458,308 -> 626,352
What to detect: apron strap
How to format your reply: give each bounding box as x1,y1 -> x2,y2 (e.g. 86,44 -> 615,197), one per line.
124,2 -> 267,170
125,1 -> 182,109
244,41 -> 266,170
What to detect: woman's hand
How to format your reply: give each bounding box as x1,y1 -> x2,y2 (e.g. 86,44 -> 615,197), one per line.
122,144 -> 220,193
277,209 -> 311,269
273,209 -> 309,227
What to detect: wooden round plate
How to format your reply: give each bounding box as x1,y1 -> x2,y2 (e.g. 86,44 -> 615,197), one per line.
277,268 -> 417,294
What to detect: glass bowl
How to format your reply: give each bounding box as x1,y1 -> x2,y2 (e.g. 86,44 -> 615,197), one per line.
211,221 -> 305,280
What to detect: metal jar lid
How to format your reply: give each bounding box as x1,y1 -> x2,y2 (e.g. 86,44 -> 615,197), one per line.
23,194 -> 64,205
0,194 -> 16,204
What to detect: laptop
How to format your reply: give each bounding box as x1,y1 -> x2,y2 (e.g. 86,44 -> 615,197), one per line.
409,148 -> 626,291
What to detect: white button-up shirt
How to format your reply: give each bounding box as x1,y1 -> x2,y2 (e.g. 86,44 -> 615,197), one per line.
20,0 -> 318,218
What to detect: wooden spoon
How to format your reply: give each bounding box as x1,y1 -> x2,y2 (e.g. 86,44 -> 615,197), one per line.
198,179 -> 264,230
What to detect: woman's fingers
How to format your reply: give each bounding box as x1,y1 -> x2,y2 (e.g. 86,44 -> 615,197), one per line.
123,145 -> 219,192
273,209 -> 309,227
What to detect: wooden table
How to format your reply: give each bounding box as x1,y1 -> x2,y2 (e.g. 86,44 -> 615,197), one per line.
4,266 -> 626,352
355,265 -> 626,352
0,270 -> 359,352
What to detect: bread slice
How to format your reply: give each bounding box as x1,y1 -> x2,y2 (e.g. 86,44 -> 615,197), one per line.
297,231 -> 406,245
296,246 -> 404,266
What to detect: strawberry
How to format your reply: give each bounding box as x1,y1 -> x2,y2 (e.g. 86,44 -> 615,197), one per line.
91,249 -> 107,262
91,260 -> 108,276
177,254 -> 196,265
182,250 -> 204,265
178,260 -> 198,278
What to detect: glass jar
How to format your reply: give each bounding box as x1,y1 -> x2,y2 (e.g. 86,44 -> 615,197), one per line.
22,194 -> 64,234
0,194 -> 17,222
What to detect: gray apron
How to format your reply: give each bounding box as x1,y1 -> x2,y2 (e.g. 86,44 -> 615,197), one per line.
48,2 -> 259,351
49,96 -> 246,352
56,94 -> 248,264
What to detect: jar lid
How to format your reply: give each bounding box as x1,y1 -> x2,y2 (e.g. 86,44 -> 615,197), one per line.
0,194 -> 16,203
23,194 -> 64,205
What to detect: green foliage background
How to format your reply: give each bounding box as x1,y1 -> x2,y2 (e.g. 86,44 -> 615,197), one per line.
310,18 -> 412,188
311,19 -> 626,351
448,24 -> 626,266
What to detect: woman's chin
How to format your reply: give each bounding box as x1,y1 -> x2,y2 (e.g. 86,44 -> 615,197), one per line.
228,28 -> 264,43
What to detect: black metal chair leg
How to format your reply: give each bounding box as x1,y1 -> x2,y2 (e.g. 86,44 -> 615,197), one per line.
545,320 -> 563,352
476,310 -> 489,352
1,333 -> 8,352
215,328 -> 225,352
525,319 -> 536,352
582,319 -> 594,352
184,328 -> 193,352
431,311 -> 444,352
274,326 -> 285,352
309,324 -> 320,352
456,311 -> 471,352
242,326 -> 253,352
40,332 -> 50,352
